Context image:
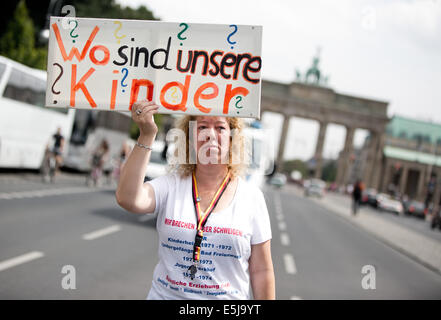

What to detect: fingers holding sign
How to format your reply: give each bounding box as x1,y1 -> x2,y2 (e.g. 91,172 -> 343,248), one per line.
131,99 -> 159,137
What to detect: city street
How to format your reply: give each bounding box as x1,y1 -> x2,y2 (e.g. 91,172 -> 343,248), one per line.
1,173 -> 441,299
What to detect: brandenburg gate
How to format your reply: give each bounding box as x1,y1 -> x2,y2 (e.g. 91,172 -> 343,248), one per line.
260,54 -> 389,189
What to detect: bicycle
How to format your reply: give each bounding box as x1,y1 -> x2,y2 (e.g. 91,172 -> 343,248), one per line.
41,147 -> 57,183
86,154 -> 104,187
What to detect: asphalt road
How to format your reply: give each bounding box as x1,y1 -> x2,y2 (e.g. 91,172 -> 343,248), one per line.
1,175 -> 441,299
321,190 -> 441,244
265,187 -> 441,299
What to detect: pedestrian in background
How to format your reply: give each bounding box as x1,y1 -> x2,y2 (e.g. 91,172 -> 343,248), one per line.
87,139 -> 110,187
352,179 -> 364,215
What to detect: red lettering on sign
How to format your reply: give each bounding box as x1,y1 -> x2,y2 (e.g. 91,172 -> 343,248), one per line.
70,64 -> 96,108
193,82 -> 219,114
52,23 -> 99,62
129,79 -> 154,110
223,84 -> 249,114
89,45 -> 110,65
160,75 -> 191,112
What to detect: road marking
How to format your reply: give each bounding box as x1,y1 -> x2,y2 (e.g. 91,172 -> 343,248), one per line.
82,225 -> 121,240
0,186 -> 115,200
273,193 -> 284,220
280,232 -> 291,246
0,251 -> 45,272
283,253 -> 297,275
290,296 -> 303,300
278,221 -> 287,231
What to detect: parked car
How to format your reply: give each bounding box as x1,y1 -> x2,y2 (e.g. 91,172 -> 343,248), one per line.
402,200 -> 426,219
268,173 -> 287,188
376,193 -> 403,215
304,179 -> 326,198
361,188 -> 378,208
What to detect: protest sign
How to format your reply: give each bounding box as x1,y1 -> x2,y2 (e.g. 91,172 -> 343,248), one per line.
46,17 -> 263,118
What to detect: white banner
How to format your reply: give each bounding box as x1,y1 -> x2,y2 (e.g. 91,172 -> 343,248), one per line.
46,17 -> 263,118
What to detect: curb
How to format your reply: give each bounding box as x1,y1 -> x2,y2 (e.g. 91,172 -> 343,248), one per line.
312,196 -> 441,277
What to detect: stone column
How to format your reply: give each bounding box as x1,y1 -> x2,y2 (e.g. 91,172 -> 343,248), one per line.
433,169 -> 441,210
314,121 -> 328,179
336,126 -> 355,186
336,161 -> 344,185
363,132 -> 379,187
380,158 -> 391,193
417,166 -> 426,201
433,168 -> 441,210
371,133 -> 386,191
399,164 -> 409,196
276,115 -> 290,173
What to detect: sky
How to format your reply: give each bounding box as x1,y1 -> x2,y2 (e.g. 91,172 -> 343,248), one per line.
118,0 -> 441,161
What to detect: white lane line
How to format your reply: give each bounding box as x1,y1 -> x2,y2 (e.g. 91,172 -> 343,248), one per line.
280,233 -> 291,246
278,221 -> 287,231
82,225 -> 121,240
0,186 -> 114,200
290,296 -> 303,300
283,253 -> 297,275
273,193 -> 285,221
0,251 -> 45,272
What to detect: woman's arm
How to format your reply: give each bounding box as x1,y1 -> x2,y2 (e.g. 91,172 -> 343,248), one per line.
115,100 -> 159,214
249,240 -> 275,299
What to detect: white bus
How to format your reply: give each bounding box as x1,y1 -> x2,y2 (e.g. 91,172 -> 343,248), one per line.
65,108 -> 134,172
0,56 -> 75,169
242,120 -> 275,189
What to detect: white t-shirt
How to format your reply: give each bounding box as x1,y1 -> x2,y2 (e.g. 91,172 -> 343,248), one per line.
146,172 -> 272,300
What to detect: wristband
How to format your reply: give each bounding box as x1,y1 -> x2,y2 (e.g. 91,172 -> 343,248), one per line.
135,141 -> 153,151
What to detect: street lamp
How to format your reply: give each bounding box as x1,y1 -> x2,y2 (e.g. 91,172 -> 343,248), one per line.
39,0 -> 64,44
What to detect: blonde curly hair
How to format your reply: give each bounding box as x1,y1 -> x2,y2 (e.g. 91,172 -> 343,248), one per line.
169,115 -> 247,180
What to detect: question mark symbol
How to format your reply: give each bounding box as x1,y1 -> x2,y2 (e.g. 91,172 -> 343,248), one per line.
227,24 -> 238,50
177,23 -> 189,46
114,21 -> 126,44
69,20 -> 78,43
235,96 -> 243,109
171,87 -> 178,103
51,63 -> 64,104
121,68 -> 129,93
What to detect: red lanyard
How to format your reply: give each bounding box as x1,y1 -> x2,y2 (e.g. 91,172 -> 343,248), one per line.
188,170 -> 231,280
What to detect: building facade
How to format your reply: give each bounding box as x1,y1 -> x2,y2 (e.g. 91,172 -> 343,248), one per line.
261,79 -> 389,189
373,116 -> 441,207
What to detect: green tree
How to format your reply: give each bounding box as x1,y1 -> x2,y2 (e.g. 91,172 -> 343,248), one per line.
283,159 -> 308,178
0,0 -> 158,71
0,0 -> 47,69
71,0 -> 158,20
321,159 -> 337,182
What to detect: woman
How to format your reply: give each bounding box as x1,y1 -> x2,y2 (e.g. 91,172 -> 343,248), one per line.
88,139 -> 110,186
116,99 -> 275,300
